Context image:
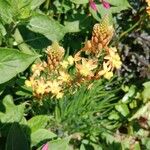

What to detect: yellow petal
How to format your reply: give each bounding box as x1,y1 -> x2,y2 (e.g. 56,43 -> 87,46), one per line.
104,71 -> 113,80
67,56 -> 74,65
60,60 -> 69,69
25,80 -> 32,87
56,92 -> 64,99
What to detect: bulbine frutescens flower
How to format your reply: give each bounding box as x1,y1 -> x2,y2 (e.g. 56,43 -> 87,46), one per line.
146,0 -> 150,15
25,17 -> 122,100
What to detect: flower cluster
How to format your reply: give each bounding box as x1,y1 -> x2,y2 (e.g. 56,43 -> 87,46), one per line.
25,42 -> 73,99
25,17 -> 122,99
146,0 -> 150,15
78,16 -> 122,80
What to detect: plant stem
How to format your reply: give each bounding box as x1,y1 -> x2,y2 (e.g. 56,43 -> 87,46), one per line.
118,19 -> 141,41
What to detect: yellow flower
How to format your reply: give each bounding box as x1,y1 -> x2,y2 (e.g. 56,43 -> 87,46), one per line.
25,77 -> 36,88
146,0 -> 150,6
56,92 -> 64,99
98,62 -> 113,80
104,47 -> 122,69
146,6 -> 150,15
76,58 -> 97,77
67,55 -> 74,66
36,84 -> 45,95
58,71 -> 71,82
60,60 -> 69,69
25,80 -> 32,87
35,79 -> 47,95
104,71 -> 113,80
146,0 -> 150,15
31,62 -> 45,76
46,80 -> 63,98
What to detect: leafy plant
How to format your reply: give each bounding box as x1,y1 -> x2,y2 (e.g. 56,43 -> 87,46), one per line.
0,0 -> 149,149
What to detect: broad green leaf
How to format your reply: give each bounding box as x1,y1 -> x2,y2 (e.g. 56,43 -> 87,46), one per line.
142,138 -> 150,150
0,23 -> 6,36
64,20 -> 80,32
31,0 -> 46,10
127,85 -> 136,97
7,0 -> 31,19
28,115 -> 49,133
108,111 -> 120,120
97,3 -> 129,17
129,102 -> 150,121
28,14 -> 67,41
0,95 -> 25,123
0,48 -> 39,84
134,142 -> 141,150
122,93 -> 130,103
108,0 -> 131,8
97,4 -> 112,17
89,7 -> 101,22
142,81 -> 150,102
0,0 -> 13,23
31,129 -> 57,147
80,144 -> 86,150
129,100 -> 137,109
5,123 -> 29,150
115,104 -> 129,117
70,0 -> 88,4
47,137 -> 70,150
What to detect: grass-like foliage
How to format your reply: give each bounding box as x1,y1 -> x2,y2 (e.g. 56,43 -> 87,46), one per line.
0,0 -> 149,149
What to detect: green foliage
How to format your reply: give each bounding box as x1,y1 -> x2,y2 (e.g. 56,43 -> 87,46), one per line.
28,14 -> 67,42
70,0 -> 88,4
142,82 -> 150,102
30,0 -> 46,10
0,0 -> 13,23
53,79 -> 121,136
31,129 -> 57,147
47,137 -> 71,150
0,48 -> 39,84
5,123 -> 29,150
0,0 -> 149,149
27,115 -> 50,132
0,95 -> 58,149
90,0 -> 131,21
0,95 -> 25,124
